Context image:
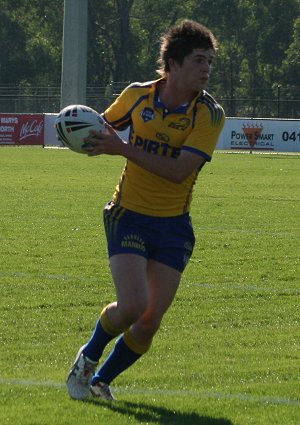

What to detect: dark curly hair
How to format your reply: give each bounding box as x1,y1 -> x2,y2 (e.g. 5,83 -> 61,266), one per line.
157,20 -> 218,78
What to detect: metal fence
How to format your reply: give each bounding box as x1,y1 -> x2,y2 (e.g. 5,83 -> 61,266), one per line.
221,86 -> 300,119
0,84 -> 299,118
0,84 -> 119,115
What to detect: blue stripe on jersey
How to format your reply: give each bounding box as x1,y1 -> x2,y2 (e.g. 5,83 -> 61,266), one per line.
181,145 -> 212,161
197,93 -> 223,127
104,113 -> 131,130
106,94 -> 150,129
191,103 -> 198,128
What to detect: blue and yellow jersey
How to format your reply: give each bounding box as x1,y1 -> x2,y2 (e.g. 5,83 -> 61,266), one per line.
103,79 -> 225,217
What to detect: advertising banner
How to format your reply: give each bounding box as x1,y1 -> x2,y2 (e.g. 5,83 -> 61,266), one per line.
0,114 -> 44,146
13,113 -> 298,152
218,118 -> 300,152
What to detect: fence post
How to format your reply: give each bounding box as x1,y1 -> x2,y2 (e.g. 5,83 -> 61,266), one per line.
60,0 -> 88,108
277,85 -> 281,118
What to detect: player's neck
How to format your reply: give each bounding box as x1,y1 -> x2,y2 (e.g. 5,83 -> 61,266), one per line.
158,79 -> 199,111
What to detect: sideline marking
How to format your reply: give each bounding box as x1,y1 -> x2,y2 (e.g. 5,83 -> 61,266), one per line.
187,282 -> 300,294
0,378 -> 299,406
0,271 -> 298,295
0,271 -> 100,283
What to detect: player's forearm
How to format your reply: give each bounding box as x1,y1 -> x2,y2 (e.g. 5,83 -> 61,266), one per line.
119,141 -> 184,183
84,129 -> 202,183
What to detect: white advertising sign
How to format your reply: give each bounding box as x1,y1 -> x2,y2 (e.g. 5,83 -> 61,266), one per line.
217,118 -> 300,152
44,114 -> 300,153
44,113 -> 63,146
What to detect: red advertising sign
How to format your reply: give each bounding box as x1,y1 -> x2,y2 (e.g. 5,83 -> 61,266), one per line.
0,114 -> 44,146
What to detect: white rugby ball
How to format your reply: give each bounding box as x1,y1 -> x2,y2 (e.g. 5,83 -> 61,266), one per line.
55,104 -> 105,154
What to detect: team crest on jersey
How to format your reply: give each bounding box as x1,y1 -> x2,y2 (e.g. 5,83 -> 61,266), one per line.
168,117 -> 190,130
141,107 -> 155,122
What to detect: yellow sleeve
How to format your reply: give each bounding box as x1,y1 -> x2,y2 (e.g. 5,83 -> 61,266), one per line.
182,102 -> 225,161
103,86 -> 134,130
103,82 -> 153,131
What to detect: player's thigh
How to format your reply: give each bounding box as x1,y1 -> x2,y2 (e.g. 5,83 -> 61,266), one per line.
109,253 -> 149,312
145,260 -> 182,320
131,260 -> 182,340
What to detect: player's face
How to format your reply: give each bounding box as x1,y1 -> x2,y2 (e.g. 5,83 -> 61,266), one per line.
176,48 -> 214,93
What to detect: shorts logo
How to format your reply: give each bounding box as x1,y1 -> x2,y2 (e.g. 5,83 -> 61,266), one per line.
183,241 -> 194,266
121,234 -> 146,252
141,107 -> 155,122
184,241 -> 193,252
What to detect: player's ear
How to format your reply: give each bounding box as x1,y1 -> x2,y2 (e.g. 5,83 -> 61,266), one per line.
168,58 -> 179,72
168,58 -> 180,72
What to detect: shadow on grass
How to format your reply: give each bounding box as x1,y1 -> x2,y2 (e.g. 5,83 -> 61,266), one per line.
87,399 -> 233,425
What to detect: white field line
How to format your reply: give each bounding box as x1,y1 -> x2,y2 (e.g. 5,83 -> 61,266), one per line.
187,282 -> 300,294
0,271 -> 299,295
0,271 -> 100,283
197,227 -> 296,236
0,378 -> 299,406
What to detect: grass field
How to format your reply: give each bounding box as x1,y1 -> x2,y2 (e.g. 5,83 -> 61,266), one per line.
0,147 -> 299,425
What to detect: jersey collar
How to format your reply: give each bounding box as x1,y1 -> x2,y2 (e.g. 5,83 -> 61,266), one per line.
153,80 -> 200,115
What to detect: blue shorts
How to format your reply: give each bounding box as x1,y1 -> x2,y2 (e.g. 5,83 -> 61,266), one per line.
103,202 -> 195,273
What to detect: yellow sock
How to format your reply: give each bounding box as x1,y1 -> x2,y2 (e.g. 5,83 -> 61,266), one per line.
100,306 -> 127,336
123,329 -> 152,355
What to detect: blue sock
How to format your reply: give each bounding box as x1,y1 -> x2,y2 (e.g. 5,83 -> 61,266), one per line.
82,319 -> 116,362
91,335 -> 141,385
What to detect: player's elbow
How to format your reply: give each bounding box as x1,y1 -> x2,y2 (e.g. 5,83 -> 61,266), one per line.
171,175 -> 186,184
168,169 -> 190,184
167,155 -> 206,183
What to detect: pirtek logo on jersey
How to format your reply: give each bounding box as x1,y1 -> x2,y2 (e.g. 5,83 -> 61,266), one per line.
133,135 -> 180,158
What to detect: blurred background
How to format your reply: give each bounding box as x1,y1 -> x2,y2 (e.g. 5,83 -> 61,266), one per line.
0,0 -> 299,118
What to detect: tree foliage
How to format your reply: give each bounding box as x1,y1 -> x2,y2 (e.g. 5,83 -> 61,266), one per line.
0,0 -> 63,86
0,0 -> 299,116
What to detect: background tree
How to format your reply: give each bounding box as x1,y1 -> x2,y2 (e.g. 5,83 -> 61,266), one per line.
281,15 -> 300,88
87,0 -> 136,84
0,0 -> 63,87
0,0 -> 299,117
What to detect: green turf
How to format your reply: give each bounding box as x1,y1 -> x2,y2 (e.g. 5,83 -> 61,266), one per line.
0,147 -> 299,425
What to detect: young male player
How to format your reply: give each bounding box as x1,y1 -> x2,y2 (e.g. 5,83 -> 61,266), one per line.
67,19 -> 225,401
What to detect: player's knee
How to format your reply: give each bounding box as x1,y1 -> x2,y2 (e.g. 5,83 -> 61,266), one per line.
118,300 -> 148,327
136,316 -> 161,339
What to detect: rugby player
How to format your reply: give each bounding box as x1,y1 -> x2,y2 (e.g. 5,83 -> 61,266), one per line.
67,19 -> 225,401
